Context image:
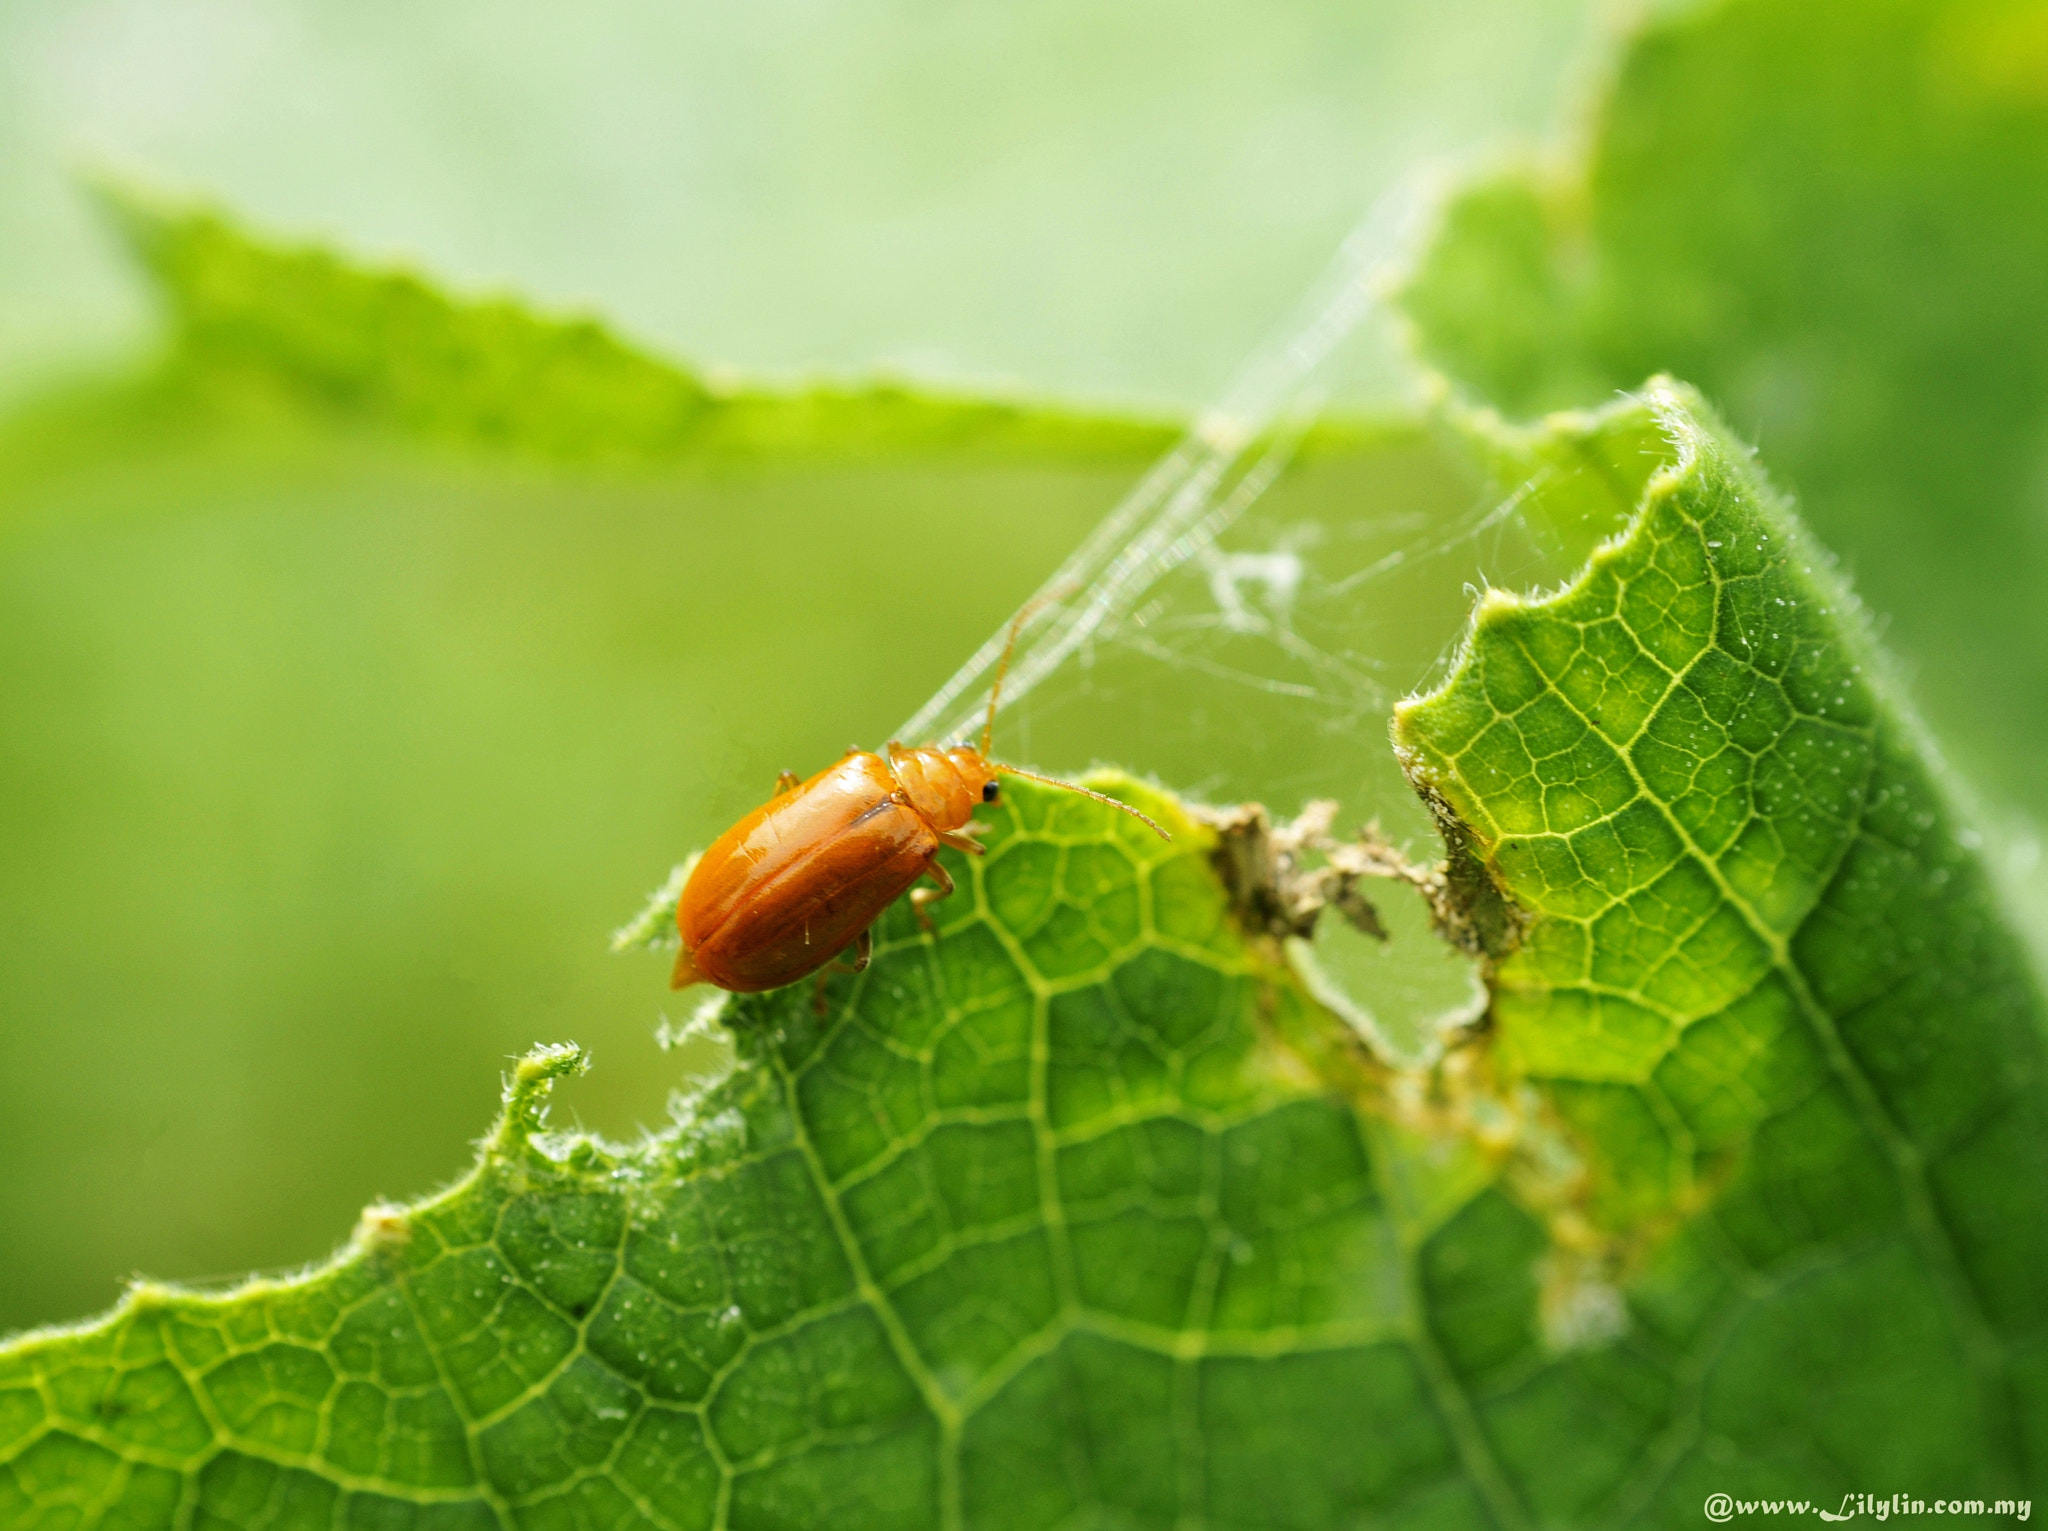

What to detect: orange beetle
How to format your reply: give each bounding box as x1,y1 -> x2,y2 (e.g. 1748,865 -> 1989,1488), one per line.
671,610 -> 1168,993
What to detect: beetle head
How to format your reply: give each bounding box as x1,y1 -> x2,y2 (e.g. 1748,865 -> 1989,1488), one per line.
947,747 -> 1001,806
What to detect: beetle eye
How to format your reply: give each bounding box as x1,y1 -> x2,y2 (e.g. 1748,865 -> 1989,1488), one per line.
982,781 -> 999,802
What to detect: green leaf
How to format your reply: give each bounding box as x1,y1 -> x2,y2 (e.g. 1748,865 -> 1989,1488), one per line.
81,186 -> 1178,467
8,379 -> 2044,1526
1395,0 -> 2048,843
1395,381 -> 2048,1517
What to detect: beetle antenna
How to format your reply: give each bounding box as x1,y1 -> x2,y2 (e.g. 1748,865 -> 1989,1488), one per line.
981,586 -> 1077,756
994,764 -> 1172,841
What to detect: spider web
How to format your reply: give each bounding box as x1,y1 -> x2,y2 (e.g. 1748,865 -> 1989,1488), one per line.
897,174 -> 1635,1064
900,177 -> 1610,815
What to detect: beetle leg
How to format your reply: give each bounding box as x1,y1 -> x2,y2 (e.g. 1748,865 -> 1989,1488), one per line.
909,860 -> 956,932
938,829 -> 986,856
774,770 -> 801,795
810,928 -> 873,1015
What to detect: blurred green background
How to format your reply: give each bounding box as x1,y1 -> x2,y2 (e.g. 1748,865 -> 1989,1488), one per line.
0,0 -> 1611,1333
